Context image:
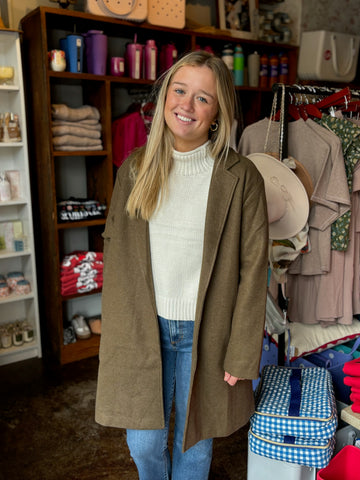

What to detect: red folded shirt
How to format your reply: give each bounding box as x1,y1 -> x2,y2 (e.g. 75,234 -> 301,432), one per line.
344,375 -> 360,388
350,394 -> 360,405
343,357 -> 360,376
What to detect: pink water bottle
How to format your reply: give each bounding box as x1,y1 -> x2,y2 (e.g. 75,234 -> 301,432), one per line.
126,34 -> 143,79
144,39 -> 157,80
159,43 -> 178,74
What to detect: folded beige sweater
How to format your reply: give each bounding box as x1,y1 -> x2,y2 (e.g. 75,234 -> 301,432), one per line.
52,119 -> 101,129
52,134 -> 102,147
54,144 -> 103,151
51,104 -> 100,122
52,125 -> 101,139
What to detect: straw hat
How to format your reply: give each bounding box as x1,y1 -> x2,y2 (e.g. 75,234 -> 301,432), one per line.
248,153 -> 310,240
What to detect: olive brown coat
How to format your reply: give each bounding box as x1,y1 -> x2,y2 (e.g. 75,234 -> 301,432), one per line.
95,148 -> 269,451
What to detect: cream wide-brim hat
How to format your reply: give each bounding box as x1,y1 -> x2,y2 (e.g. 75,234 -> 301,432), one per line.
247,153 -> 310,240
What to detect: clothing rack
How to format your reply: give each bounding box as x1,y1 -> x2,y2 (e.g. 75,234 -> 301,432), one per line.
270,82 -> 360,365
272,83 -> 360,161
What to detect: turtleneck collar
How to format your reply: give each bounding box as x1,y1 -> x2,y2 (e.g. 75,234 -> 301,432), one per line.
172,141 -> 214,176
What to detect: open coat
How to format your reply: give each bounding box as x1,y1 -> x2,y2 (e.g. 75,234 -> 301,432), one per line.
95,148 -> 269,451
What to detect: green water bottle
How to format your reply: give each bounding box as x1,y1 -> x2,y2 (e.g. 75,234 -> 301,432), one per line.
233,44 -> 244,86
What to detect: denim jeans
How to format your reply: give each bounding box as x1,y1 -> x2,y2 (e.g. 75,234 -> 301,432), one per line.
127,316 -> 213,480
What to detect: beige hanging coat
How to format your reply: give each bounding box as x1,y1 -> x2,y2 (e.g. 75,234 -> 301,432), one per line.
95,148 -> 269,451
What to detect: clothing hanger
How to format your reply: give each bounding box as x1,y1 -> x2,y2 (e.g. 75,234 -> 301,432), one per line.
290,86 -> 351,120
314,86 -> 351,110
341,99 -> 360,113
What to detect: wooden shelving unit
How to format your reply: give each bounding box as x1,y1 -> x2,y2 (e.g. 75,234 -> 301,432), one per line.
20,6 -> 298,365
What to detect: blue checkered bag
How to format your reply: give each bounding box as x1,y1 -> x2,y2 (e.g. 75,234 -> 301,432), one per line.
249,365 -> 337,468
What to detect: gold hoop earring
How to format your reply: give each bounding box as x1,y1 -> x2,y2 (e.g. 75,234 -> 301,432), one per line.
210,120 -> 219,132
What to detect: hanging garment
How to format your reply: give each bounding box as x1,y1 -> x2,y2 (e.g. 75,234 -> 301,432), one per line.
239,117 -> 350,275
287,163 -> 360,325
315,115 -> 360,251
112,111 -> 147,168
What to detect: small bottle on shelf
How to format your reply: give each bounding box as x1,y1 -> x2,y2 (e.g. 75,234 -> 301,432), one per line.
279,52 -> 289,84
268,54 -> 279,88
259,53 -> 269,88
144,39 -> 157,81
221,45 -> 234,74
248,51 -> 260,87
233,44 -> 244,86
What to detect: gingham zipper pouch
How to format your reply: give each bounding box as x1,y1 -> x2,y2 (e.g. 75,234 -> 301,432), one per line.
248,428 -> 336,468
251,365 -> 338,439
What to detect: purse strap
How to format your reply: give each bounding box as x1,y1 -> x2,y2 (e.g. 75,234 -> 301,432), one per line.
331,34 -> 356,77
350,336 -> 360,355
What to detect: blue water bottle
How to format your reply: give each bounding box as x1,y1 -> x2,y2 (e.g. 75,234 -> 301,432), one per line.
233,44 -> 244,86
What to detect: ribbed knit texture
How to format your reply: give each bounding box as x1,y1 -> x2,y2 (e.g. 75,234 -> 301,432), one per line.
149,141 -> 214,321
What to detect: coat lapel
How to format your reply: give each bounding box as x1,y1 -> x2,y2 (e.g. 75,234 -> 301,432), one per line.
196,152 -> 240,319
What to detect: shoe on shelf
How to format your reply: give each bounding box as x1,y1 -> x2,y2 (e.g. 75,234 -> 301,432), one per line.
71,314 -> 91,340
88,315 -> 101,335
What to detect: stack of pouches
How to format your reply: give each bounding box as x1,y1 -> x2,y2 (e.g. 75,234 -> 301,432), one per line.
343,358 -> 360,413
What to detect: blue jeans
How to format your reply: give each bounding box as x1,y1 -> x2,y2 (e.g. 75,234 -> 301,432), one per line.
127,316 -> 213,480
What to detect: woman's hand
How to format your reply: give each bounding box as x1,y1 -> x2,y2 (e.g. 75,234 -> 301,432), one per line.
224,371 -> 245,386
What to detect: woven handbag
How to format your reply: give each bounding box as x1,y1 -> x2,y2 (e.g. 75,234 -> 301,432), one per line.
85,0 -> 147,22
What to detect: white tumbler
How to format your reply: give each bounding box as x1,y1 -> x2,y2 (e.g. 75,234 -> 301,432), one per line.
248,52 -> 260,87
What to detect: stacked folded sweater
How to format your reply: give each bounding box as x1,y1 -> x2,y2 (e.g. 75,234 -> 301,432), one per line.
60,251 -> 103,296
343,358 -> 360,413
51,104 -> 103,151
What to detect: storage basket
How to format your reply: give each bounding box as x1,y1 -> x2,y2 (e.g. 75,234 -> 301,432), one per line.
292,337 -> 360,404
317,445 -> 360,480
298,31 -> 360,82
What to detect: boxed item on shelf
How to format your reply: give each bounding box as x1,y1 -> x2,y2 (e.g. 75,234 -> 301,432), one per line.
0,112 -> 22,142
57,197 -> 106,222
0,220 -> 23,251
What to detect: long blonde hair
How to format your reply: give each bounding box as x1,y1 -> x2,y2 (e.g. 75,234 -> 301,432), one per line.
126,50 -> 236,220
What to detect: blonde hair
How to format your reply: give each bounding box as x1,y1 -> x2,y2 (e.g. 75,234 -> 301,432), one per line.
126,50 -> 236,220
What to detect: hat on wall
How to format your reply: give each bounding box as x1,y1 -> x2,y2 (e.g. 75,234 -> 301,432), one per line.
247,153 -> 310,240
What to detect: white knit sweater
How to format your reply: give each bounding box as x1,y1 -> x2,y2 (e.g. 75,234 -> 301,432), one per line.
149,141 -> 214,321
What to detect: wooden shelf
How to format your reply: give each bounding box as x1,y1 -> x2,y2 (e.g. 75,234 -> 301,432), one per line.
61,335 -> 100,365
341,405 -> 360,431
57,219 -> 106,230
61,288 -> 102,301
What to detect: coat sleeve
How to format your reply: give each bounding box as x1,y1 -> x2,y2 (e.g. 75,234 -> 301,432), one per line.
223,168 -> 269,380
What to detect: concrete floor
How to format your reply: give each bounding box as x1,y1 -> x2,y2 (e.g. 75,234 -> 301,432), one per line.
0,356 -> 249,480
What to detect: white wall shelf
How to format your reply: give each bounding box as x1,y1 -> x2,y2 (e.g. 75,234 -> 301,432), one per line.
0,28 -> 41,366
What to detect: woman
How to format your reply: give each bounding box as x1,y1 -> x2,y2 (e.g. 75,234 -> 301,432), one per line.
95,50 -> 268,479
